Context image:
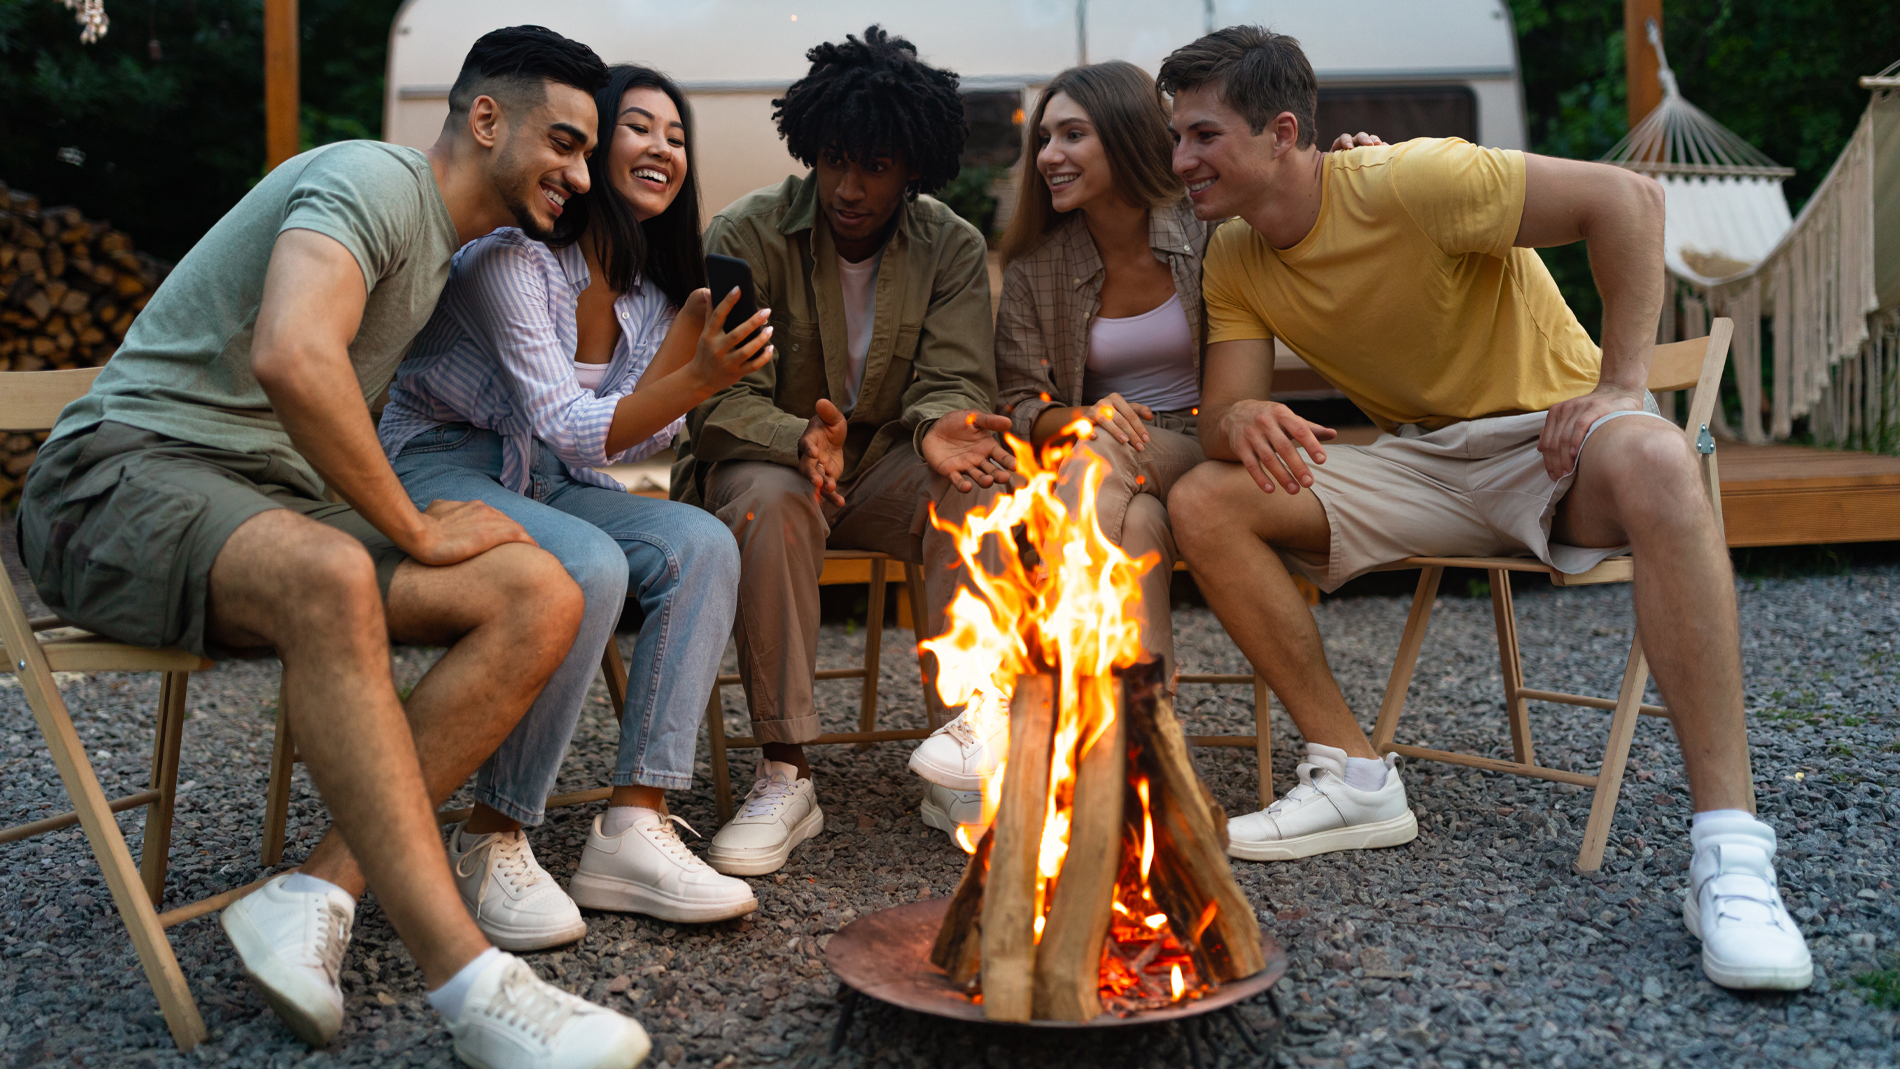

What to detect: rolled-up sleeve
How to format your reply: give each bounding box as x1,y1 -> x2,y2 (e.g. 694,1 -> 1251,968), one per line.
456,237 -> 626,467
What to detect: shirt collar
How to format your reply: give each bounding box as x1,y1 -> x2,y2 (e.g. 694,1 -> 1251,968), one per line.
551,238 -> 646,299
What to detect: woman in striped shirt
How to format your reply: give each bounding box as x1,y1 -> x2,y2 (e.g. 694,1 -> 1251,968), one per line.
380,65 -> 774,947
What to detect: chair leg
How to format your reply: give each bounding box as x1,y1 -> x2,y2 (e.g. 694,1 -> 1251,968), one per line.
857,558 -> 887,750
707,687 -> 733,824
260,676 -> 294,867
1370,567 -> 1443,752
1576,639 -> 1650,871
6,637 -> 207,1047
1252,674 -> 1273,809
602,634 -> 629,723
140,671 -> 189,906
1488,569 -> 1535,765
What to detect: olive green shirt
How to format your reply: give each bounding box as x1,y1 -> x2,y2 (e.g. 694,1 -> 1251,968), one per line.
673,173 -> 996,505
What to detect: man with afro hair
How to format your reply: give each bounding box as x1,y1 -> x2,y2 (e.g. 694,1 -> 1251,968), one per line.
675,25 -> 1010,873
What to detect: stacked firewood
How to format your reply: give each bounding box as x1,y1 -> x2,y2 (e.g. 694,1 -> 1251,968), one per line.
0,181 -> 169,508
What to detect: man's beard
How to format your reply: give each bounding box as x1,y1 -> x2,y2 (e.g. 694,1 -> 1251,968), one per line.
494,140 -> 557,242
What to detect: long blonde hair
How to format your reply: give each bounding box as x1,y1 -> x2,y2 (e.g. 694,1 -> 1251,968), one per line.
999,61 -> 1185,265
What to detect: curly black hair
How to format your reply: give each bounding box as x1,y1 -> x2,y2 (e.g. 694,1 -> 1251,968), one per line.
771,25 -> 967,197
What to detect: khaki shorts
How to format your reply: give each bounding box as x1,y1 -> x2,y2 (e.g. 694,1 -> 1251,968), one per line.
17,420 -> 406,659
1284,402 -> 1673,593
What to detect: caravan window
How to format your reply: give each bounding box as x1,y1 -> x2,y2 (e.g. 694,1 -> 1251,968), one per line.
1316,86 -> 1478,145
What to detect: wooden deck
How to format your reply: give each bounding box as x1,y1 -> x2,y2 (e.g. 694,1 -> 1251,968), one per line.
1326,426 -> 1900,548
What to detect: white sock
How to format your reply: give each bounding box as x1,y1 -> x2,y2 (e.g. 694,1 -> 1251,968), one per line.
1343,756 -> 1389,791
282,872 -> 348,898
427,946 -> 504,1020
602,805 -> 660,836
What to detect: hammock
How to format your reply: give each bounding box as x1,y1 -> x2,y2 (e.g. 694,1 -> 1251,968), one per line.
1604,25 -> 1900,450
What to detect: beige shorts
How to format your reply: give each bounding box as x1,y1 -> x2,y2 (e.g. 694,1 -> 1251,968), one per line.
1283,400 -> 1672,593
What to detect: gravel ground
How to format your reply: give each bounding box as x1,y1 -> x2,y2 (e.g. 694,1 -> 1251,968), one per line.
2,568 -> 1896,1068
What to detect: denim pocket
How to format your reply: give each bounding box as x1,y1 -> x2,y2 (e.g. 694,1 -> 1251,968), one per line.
395,422 -> 476,457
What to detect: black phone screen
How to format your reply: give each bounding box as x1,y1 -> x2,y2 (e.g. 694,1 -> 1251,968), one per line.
704,254 -> 761,337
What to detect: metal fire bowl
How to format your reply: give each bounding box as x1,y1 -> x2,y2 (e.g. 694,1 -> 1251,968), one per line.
825,899 -> 1288,1028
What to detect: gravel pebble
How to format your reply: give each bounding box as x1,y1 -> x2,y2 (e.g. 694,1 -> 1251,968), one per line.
2,568 -> 1896,1067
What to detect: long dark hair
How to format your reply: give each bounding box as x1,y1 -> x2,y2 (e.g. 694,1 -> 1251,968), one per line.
1000,61 -> 1184,265
550,64 -> 706,307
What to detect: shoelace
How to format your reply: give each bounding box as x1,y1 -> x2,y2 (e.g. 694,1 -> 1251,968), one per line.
486,834 -> 543,894
313,899 -> 352,988
740,776 -> 796,820
1265,762 -> 1331,815
941,715 -> 979,747
481,961 -> 577,1042
1700,851 -> 1790,930
648,814 -> 712,870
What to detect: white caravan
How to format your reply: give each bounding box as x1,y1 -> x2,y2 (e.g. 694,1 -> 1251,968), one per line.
381,0 -> 1529,220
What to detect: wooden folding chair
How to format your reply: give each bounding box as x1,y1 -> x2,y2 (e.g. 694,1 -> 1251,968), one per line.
0,366 -> 274,1052
1365,320 -> 1735,870
1173,559 -> 1291,810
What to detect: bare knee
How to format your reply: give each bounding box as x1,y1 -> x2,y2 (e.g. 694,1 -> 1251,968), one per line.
1599,426 -> 1706,528
485,543 -> 586,646
1168,462 -> 1235,551
257,525 -> 384,644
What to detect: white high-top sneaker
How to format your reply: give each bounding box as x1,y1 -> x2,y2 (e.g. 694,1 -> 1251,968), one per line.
447,952 -> 650,1069
706,760 -> 823,876
568,811 -> 759,923
908,708 -> 1005,791
219,872 -> 354,1046
448,824 -> 588,952
1226,744 -> 1417,861
1684,813 -> 1814,990
919,783 -> 988,846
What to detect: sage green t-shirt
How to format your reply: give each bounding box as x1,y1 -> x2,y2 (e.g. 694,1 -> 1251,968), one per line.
48,140 -> 460,492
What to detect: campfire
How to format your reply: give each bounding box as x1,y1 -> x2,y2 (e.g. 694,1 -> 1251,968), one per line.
921,423 -> 1267,1023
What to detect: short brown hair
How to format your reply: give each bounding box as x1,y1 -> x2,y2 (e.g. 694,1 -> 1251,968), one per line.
1000,61 -> 1184,264
1157,26 -> 1318,148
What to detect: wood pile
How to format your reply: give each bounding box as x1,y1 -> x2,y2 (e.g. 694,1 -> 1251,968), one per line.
0,180 -> 169,509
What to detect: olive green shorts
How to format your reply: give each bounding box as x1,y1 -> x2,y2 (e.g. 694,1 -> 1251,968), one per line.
16,420 -> 406,659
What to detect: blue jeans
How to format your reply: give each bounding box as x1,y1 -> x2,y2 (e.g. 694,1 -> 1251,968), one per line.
392,424 -> 738,823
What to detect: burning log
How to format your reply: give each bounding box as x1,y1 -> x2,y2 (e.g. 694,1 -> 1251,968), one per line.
1031,674 -> 1125,1020
978,673 -> 1055,1022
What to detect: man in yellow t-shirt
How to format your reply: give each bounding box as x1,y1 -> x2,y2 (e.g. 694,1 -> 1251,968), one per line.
1159,27 -> 1811,993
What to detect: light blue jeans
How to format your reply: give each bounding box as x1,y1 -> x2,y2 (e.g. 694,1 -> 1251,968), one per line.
391,424 -> 738,824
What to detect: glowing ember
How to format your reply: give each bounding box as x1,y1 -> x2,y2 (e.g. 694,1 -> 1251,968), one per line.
923,422 -> 1216,1011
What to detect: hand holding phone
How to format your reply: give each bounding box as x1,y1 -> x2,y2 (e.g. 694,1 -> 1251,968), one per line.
705,254 -> 762,338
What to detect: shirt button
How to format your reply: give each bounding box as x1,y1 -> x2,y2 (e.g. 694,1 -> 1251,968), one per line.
791,344 -> 799,352
620,312 -> 629,319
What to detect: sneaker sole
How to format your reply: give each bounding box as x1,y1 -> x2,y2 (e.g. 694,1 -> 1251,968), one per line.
908,750 -> 987,793
568,872 -> 759,924
473,913 -> 589,953
919,796 -> 987,845
706,805 -> 824,877
219,902 -> 343,1047
1226,810 -> 1419,861
1681,894 -> 1814,990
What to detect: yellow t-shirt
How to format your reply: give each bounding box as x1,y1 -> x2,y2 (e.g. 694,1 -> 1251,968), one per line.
1202,138 -> 1601,431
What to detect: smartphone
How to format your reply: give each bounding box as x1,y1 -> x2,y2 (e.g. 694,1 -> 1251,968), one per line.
705,253 -> 761,338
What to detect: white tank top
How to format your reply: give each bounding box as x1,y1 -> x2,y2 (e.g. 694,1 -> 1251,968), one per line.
1082,292 -> 1198,413
572,359 -> 608,393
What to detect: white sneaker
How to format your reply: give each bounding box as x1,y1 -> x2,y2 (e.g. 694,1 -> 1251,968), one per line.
219,872 -> 354,1046
908,707 -> 1005,791
705,760 -> 824,876
1226,744 -> 1418,861
448,952 -> 650,1069
568,811 -> 759,923
919,783 -> 988,846
1683,814 -> 1814,990
449,823 -> 588,952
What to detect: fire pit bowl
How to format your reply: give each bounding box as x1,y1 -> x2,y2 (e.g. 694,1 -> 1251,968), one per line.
825,899 -> 1287,1029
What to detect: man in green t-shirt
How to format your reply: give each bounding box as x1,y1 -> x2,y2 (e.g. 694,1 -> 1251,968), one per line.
1158,27 -> 1810,994
18,26 -> 651,1066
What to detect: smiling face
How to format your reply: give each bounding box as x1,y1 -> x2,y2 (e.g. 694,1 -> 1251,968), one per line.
1036,91 -> 1122,215
488,80 -> 598,240
1169,84 -> 1285,221
813,149 -> 919,258
607,86 -> 688,222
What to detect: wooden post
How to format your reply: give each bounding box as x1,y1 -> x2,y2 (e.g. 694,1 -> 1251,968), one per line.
1032,676 -> 1126,1021
930,828 -> 992,987
1625,0 -> 1663,134
980,673 -> 1056,1022
264,0 -> 301,170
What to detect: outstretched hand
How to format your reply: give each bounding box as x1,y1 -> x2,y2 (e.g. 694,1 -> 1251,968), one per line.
1221,399 -> 1337,495
798,398 -> 849,507
922,410 -> 1017,493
